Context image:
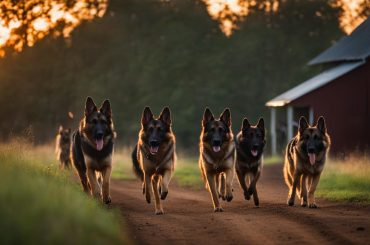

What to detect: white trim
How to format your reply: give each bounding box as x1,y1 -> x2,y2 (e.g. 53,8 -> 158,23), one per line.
270,108 -> 277,155
309,107 -> 314,125
287,106 -> 293,141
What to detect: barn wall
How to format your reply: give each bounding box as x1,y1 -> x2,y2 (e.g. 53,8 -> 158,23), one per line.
291,61 -> 370,154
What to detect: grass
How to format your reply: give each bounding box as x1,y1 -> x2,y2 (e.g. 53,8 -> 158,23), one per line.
0,140 -> 130,244
317,153 -> 370,203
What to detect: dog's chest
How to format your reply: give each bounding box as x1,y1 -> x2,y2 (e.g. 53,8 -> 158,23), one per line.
84,154 -> 112,171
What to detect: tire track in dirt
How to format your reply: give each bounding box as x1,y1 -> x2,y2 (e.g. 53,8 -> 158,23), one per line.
110,164 -> 370,244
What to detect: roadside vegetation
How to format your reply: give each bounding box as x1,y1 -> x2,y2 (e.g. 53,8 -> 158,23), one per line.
317,153 -> 370,203
0,140 -> 130,244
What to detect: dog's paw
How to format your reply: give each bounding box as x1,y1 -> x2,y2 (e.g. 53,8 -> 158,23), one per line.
145,195 -> 151,204
301,200 -> 307,207
254,199 -> 259,207
309,203 -> 318,209
160,191 -> 168,200
244,191 -> 250,200
104,196 -> 112,205
225,193 -> 233,202
248,186 -> 255,196
155,209 -> 164,215
214,207 -> 224,212
287,198 -> 295,206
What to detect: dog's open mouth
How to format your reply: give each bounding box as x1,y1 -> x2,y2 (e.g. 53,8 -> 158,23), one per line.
212,146 -> 221,152
150,146 -> 159,155
251,150 -> 258,157
95,139 -> 104,151
308,153 -> 316,165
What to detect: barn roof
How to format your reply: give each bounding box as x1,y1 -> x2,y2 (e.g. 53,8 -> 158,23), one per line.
308,17 -> 370,65
266,61 -> 364,107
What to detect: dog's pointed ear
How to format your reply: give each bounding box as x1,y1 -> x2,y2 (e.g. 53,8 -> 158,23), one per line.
159,106 -> 171,126
58,125 -> 63,134
141,106 -> 153,126
257,118 -> 265,132
241,118 -> 251,131
100,99 -> 112,118
299,116 -> 309,134
220,108 -> 231,127
316,116 -> 326,134
202,107 -> 214,127
85,97 -> 97,117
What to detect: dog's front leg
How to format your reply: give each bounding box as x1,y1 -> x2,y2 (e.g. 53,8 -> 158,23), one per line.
224,169 -> 234,202
288,171 -> 301,206
102,166 -> 112,204
300,174 -> 307,207
308,174 -> 321,208
152,176 -> 163,215
248,170 -> 261,206
160,169 -> 172,200
87,168 -> 101,199
236,170 -> 249,200
206,172 -> 222,212
144,173 -> 152,204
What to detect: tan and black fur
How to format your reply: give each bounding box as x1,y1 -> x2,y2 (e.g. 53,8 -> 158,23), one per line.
71,97 -> 115,204
55,125 -> 71,169
235,118 -> 265,206
132,107 -> 176,215
284,116 -> 330,208
199,108 -> 235,212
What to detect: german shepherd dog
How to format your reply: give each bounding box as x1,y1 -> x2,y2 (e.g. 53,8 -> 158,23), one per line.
71,97 -> 115,204
284,116 -> 330,208
199,108 -> 235,212
132,107 -> 176,215
55,125 -> 71,169
235,118 -> 265,206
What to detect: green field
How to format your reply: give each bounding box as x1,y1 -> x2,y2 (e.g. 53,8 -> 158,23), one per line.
317,154 -> 370,203
0,141 -> 130,244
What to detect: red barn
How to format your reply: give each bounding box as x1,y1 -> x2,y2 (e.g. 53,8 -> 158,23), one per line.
266,17 -> 370,155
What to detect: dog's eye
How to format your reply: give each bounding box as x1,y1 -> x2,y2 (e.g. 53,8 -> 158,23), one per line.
219,127 -> 224,132
91,119 -> 98,124
305,135 -> 309,140
149,127 -> 154,132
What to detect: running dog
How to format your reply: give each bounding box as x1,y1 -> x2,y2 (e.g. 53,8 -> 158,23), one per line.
132,107 -> 176,215
199,108 -> 235,212
55,125 -> 71,169
284,116 -> 331,208
235,118 -> 265,206
71,97 -> 115,204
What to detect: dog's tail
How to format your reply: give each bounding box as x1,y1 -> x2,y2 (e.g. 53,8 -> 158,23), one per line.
132,144 -> 144,181
283,140 -> 293,188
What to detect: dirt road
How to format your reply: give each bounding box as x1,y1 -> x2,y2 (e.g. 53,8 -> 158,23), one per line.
111,164 -> 370,244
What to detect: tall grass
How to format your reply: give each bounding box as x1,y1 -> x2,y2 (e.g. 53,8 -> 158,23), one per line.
317,153 -> 370,203
0,139 -> 130,244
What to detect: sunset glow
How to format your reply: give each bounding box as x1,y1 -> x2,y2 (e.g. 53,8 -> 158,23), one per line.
203,0 -> 369,36
202,0 -> 279,36
330,0 -> 369,34
0,0 -> 108,57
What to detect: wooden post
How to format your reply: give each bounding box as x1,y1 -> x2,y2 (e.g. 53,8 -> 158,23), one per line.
270,108 -> 277,155
287,106 -> 293,142
309,107 -> 314,125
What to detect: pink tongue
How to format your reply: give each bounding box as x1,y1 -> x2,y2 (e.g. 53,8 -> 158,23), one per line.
150,146 -> 159,154
308,153 -> 316,165
96,139 -> 104,151
213,146 -> 221,152
251,150 -> 258,157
